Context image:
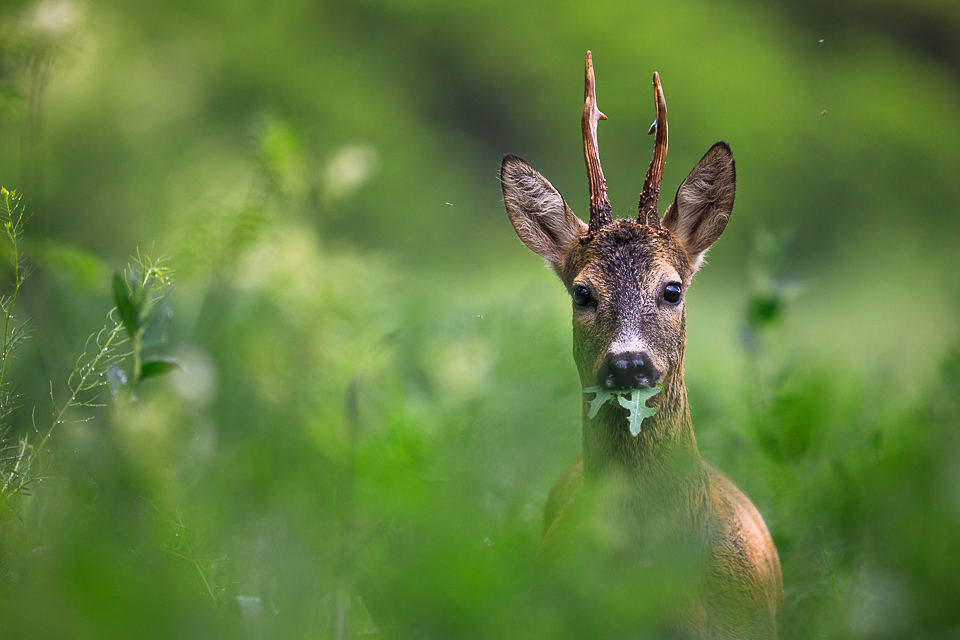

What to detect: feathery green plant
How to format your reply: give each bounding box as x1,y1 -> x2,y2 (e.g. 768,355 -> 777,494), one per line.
0,187 -> 31,508
0,187 -> 177,507
163,508 -> 231,610
109,254 -> 178,393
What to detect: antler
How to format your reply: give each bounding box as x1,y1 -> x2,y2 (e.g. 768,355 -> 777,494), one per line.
638,72 -> 668,226
582,51 -> 611,236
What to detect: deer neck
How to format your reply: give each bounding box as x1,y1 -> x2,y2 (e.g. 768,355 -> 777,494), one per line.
580,364 -> 709,534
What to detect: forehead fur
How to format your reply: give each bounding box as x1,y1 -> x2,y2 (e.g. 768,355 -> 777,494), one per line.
560,219 -> 690,284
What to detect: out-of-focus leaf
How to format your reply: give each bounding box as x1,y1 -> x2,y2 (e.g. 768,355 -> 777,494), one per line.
106,362 -> 128,398
140,357 -> 181,380
748,295 -> 783,329
141,291 -> 174,350
32,240 -> 109,291
113,272 -> 140,338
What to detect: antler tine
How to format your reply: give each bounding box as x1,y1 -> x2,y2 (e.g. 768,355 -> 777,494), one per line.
638,72 -> 668,226
582,51 -> 611,235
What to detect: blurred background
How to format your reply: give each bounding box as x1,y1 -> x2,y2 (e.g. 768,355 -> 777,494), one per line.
1,0 -> 959,638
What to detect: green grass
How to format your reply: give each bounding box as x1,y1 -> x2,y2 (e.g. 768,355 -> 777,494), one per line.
0,197 -> 956,638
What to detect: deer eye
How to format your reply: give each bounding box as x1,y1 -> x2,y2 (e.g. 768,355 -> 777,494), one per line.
571,285 -> 592,306
663,283 -> 682,304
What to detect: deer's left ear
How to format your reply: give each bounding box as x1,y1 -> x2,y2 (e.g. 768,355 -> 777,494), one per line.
662,141 -> 736,274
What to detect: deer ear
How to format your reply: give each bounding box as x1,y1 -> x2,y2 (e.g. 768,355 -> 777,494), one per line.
501,155 -> 587,266
662,142 -> 736,273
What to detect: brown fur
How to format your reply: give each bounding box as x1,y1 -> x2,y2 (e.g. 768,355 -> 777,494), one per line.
501,143 -> 782,639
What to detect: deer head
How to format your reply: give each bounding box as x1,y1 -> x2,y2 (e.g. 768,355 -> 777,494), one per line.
501,52 -> 735,401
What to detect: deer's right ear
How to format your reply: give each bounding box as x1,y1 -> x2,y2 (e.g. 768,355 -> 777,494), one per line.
501,155 -> 587,266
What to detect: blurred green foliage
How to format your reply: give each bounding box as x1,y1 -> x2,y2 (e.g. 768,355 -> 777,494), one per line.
0,0 -> 959,638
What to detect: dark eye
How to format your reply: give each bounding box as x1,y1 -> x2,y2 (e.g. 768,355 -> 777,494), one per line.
663,283 -> 682,304
571,285 -> 592,306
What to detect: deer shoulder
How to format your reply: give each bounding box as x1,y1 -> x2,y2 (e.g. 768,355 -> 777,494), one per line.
702,462 -> 783,636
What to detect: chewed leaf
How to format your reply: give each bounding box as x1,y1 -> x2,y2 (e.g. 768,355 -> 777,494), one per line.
617,387 -> 661,436
584,384 -> 662,436
585,387 -> 616,419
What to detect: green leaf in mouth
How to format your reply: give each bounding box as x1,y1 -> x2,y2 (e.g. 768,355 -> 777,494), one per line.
583,384 -> 662,436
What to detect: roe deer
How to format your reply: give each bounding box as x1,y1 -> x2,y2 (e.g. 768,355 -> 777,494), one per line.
500,52 -> 782,639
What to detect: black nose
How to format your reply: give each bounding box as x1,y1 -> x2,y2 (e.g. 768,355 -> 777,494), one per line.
602,351 -> 661,390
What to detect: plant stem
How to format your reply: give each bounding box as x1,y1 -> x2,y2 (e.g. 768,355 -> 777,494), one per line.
0,189 -> 24,413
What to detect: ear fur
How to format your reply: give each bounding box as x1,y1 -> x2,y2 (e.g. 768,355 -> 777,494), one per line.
662,142 -> 736,273
501,155 -> 587,265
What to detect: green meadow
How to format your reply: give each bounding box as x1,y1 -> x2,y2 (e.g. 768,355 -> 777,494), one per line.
1,1 -> 960,637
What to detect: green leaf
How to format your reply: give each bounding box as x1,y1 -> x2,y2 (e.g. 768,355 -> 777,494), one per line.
583,384 -> 662,436
585,387 -> 616,420
34,240 -> 110,291
140,357 -> 181,380
113,272 -> 140,338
